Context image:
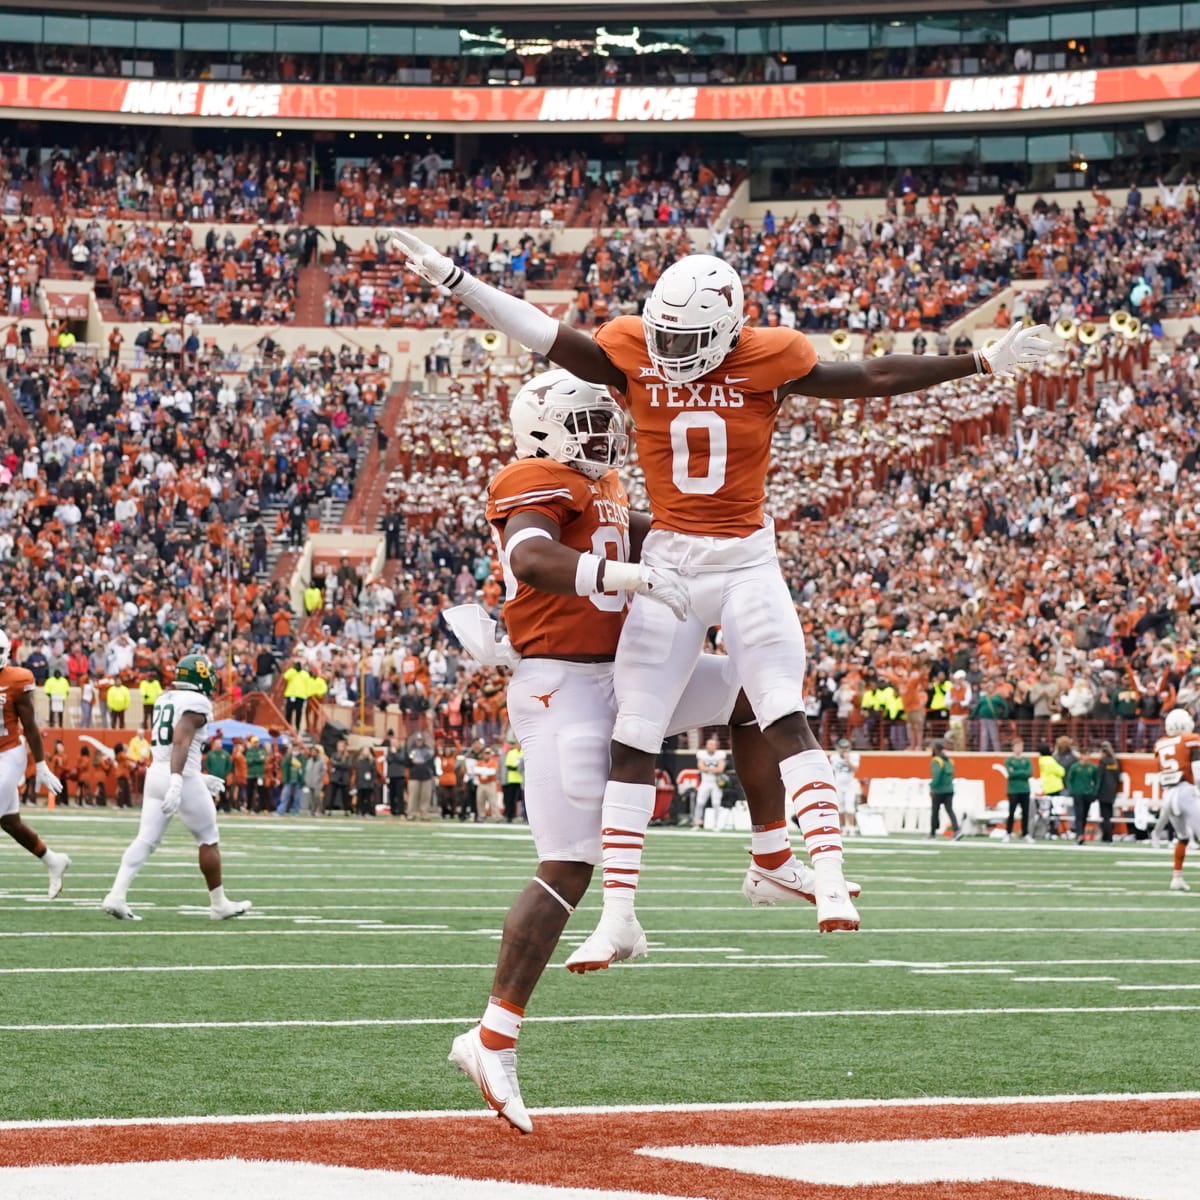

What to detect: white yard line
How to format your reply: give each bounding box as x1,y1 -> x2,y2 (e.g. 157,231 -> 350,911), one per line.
3,1090 -> 1199,1131
0,925 -> 1197,938
0,956 -> 1196,977
1010,977 -> 1118,983
4,1004 -> 1200,1034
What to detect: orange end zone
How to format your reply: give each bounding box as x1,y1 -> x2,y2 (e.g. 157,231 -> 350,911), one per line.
4,1098 -> 1200,1199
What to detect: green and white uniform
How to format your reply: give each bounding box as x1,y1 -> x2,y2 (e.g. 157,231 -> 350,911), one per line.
143,687 -> 220,845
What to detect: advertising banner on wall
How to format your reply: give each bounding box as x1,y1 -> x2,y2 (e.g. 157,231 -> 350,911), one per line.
0,62 -> 1196,127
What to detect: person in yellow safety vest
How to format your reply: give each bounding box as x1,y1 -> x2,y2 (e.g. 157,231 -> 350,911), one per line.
876,682 -> 905,750
282,662 -> 310,731
305,672 -> 327,733
106,680 -> 131,729
928,672 -> 950,743
502,746 -> 523,824
859,682 -> 885,750
303,584 -> 323,614
139,677 -> 163,730
43,670 -> 70,729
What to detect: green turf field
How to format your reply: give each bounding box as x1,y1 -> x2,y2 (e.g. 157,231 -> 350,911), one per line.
2,812 -> 1199,1121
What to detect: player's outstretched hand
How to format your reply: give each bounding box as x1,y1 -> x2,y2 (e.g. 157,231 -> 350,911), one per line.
202,774 -> 226,798
161,774 -> 184,817
386,229 -> 457,288
980,323 -> 1054,375
35,761 -> 63,796
635,566 -> 691,621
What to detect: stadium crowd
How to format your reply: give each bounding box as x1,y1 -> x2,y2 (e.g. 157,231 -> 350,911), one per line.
0,336 -> 382,741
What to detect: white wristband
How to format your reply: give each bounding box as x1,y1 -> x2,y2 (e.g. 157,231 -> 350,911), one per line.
574,552 -> 604,596
597,560 -> 644,592
169,773 -> 183,788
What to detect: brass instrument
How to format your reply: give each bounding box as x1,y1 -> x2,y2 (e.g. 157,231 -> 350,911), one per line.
481,331 -> 501,351
1121,316 -> 1141,339
831,328 -> 851,352
1109,310 -> 1131,333
1078,322 -> 1101,344
869,335 -> 887,357
1054,317 -> 1078,340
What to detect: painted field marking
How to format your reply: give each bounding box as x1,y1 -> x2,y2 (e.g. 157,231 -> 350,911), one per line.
909,969 -> 1014,975
1118,984 -> 1200,991
6,1004 -> 1200,1034
1010,976 -> 1118,983
2,1090 -> 1198,1131
0,956 -> 1195,978
2,925 -> 1199,940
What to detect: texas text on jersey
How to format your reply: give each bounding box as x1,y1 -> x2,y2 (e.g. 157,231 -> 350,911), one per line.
595,316 -> 817,539
1154,732 -> 1200,787
487,457 -> 631,658
0,665 -> 35,752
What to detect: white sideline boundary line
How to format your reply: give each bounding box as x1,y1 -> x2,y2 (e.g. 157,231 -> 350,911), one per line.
6,1004 -> 1200,1033
1,1090 -> 1198,1132
2,956 -> 1197,977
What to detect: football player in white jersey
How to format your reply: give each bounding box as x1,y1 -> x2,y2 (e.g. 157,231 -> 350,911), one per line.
831,738 -> 861,835
693,736 -> 727,829
101,654 -> 252,922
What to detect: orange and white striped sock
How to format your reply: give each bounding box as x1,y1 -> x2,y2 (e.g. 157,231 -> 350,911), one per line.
600,781 -> 654,913
750,819 -> 793,871
479,996 -> 524,1051
781,750 -> 844,867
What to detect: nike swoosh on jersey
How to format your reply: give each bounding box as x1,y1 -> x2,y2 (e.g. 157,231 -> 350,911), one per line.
724,375 -> 750,384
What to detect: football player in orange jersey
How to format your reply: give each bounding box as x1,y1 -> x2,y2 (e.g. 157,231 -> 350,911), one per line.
442,370 -> 860,1133
390,230 -> 1052,959
1154,708 -> 1200,892
0,632 -> 70,897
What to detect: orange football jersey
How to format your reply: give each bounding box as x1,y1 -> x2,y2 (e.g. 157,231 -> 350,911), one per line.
0,665 -> 34,752
486,458 -> 630,658
594,315 -> 817,539
1154,732 -> 1200,787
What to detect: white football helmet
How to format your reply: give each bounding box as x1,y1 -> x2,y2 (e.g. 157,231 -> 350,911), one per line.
642,254 -> 745,383
1165,708 -> 1195,736
0,630 -> 9,671
510,368 -> 628,480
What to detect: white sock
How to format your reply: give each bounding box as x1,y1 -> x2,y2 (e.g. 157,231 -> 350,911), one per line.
600,781 -> 654,914
780,750 -> 845,868
209,885 -> 226,906
42,849 -> 63,871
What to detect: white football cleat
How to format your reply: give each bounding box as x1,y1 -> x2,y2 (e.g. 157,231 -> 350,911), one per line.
742,859 -> 862,908
101,894 -> 142,921
449,1026 -> 532,1134
45,852 -> 70,899
564,911 -> 648,973
812,866 -> 861,932
210,898 -> 253,921
1170,877 -> 1192,892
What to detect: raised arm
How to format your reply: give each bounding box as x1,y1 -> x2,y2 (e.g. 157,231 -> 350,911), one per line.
781,323 -> 1053,400
389,231 -> 625,390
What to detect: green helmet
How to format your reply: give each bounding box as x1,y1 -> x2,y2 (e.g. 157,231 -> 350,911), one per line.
175,653 -> 216,696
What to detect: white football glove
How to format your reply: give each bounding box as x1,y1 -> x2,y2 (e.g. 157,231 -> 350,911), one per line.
201,774 -> 226,798
35,761 -> 63,796
161,774 -> 184,817
978,323 -> 1055,376
387,229 -> 458,289
631,565 -> 691,621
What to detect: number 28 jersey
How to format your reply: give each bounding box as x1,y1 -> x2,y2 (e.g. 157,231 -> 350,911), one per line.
150,688 -> 214,774
594,316 -> 818,540
486,458 -> 630,659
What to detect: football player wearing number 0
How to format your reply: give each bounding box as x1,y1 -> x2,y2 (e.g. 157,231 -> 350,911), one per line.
102,654 -> 251,922
0,631 -> 70,899
444,370 -> 860,1134
1154,708 -> 1200,892
390,229 -> 1053,956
